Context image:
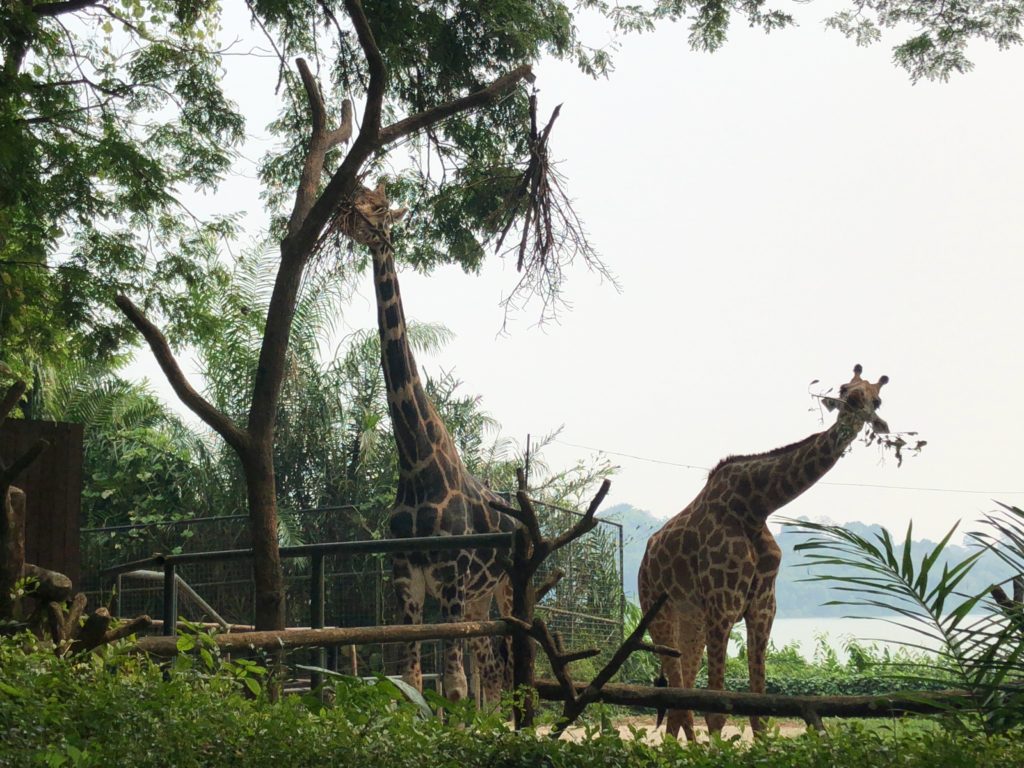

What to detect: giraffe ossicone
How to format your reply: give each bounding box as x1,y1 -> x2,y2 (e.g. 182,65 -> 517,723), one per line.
338,181 -> 517,704
638,365 -> 890,742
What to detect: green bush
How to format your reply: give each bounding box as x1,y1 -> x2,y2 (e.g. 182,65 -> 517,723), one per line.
2,633 -> 1021,768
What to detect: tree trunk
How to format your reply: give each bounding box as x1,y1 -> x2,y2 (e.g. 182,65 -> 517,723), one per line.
510,528 -> 536,728
0,486 -> 26,619
243,445 -> 285,631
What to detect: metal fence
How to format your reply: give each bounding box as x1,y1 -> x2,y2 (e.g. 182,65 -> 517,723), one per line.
80,504 -> 624,682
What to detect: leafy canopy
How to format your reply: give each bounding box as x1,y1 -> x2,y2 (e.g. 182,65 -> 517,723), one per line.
0,0 -> 244,379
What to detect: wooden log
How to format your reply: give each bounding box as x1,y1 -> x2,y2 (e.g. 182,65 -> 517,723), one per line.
135,619 -> 513,656
24,563 -> 73,603
534,680 -> 975,719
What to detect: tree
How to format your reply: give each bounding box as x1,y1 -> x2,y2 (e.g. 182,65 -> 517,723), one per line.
112,0 -> 630,632
98,0 -> 1022,636
656,0 -> 1024,82
0,0 -> 243,381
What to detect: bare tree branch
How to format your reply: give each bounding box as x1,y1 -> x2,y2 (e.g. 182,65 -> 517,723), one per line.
546,592 -> 673,737
379,64 -> 533,145
551,478 -> 610,553
114,295 -> 249,454
31,0 -> 99,16
0,440 -> 49,488
289,58 -> 354,236
535,568 -> 564,602
0,382 -> 26,427
342,0 -> 384,140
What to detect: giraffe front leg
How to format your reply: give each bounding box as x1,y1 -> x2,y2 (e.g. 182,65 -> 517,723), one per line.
703,615 -> 732,737
394,557 -> 426,692
465,591 -> 506,706
437,563 -> 468,701
744,592 -> 777,737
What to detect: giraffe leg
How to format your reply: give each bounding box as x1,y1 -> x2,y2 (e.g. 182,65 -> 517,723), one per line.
744,592 -> 777,737
493,574 -> 513,690
465,591 -> 504,706
393,557 -> 425,692
703,615 -> 732,737
643,595 -> 695,743
674,618 -> 704,744
437,562 -> 468,701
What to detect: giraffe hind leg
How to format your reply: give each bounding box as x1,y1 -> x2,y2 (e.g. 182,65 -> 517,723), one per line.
744,595 -> 777,738
465,591 -> 504,706
644,599 -> 697,743
394,556 -> 426,692
435,561 -> 469,701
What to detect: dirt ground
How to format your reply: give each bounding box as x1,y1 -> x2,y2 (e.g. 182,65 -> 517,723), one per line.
551,715 -> 808,744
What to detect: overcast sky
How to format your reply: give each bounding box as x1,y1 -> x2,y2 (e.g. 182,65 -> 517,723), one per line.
132,4 -> 1024,542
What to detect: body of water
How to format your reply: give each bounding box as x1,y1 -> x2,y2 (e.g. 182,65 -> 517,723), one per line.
736,616 -> 943,661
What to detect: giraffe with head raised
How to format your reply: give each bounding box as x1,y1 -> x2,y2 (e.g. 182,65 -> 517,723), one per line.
638,365 -> 889,741
334,182 -> 516,703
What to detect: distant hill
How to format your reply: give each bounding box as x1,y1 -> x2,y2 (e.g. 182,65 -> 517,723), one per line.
600,504 -> 1014,618
599,503 -> 664,597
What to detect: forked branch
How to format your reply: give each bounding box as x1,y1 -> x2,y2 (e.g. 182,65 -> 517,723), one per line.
113,296 -> 249,454
534,592 -> 676,738
0,381 -> 26,426
289,58 -> 354,235
0,381 -> 49,488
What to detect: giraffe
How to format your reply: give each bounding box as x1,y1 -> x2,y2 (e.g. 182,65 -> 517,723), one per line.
638,365 -> 889,742
334,182 -> 517,704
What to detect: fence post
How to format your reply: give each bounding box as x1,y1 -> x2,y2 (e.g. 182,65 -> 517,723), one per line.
310,553 -> 325,691
618,523 -> 625,644
162,561 -> 177,637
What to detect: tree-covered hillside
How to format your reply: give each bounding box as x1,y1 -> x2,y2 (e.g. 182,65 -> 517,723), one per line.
602,503 -> 1013,617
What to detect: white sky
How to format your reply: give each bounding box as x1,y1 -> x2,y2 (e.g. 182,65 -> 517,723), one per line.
131,4 -> 1024,542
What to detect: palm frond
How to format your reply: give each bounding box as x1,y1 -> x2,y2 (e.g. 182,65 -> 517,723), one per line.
784,513 -> 1024,729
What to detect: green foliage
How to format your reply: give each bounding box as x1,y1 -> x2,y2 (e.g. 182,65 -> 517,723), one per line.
3,632 -> 1024,768
33,361 -> 219,531
788,507 -> 1024,730
253,0 -> 656,279
0,0 -> 242,380
655,0 -> 1024,82
190,245 -> 526,537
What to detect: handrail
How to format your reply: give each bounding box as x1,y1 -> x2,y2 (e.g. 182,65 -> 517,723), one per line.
99,531 -> 515,580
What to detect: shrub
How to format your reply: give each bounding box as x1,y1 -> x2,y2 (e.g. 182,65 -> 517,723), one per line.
2,632 -> 1022,768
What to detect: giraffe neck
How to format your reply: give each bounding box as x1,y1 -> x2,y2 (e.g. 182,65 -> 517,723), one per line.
371,240 -> 460,478
710,411 -> 866,522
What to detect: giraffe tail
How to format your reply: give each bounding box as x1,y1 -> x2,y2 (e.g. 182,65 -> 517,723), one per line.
654,672 -> 668,727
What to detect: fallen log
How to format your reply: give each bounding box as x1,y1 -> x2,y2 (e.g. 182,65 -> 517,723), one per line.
24,563 -> 73,603
534,680 -> 975,722
136,619 -> 512,656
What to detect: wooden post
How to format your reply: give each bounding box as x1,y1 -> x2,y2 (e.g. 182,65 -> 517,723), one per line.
162,562 -> 177,636
310,553 -> 325,691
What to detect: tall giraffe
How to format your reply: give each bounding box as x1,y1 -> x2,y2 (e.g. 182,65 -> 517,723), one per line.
335,183 -> 516,703
638,365 -> 889,741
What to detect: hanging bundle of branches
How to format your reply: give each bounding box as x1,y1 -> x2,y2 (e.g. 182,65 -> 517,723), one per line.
489,92 -> 616,324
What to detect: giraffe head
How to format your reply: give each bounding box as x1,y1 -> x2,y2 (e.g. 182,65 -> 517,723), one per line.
826,364 -> 889,433
336,181 -> 407,247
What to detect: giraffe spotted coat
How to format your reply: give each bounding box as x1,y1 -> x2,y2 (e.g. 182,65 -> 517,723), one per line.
639,365 -> 889,741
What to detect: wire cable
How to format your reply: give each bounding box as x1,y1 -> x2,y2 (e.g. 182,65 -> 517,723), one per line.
550,439 -> 1024,497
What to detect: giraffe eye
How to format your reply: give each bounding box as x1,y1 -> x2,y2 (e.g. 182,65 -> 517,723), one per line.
872,398 -> 881,409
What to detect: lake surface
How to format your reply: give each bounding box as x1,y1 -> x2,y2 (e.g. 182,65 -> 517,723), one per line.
737,616 -> 943,661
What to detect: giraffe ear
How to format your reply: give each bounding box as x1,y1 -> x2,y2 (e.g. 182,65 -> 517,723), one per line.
392,206 -> 408,222
373,180 -> 386,196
